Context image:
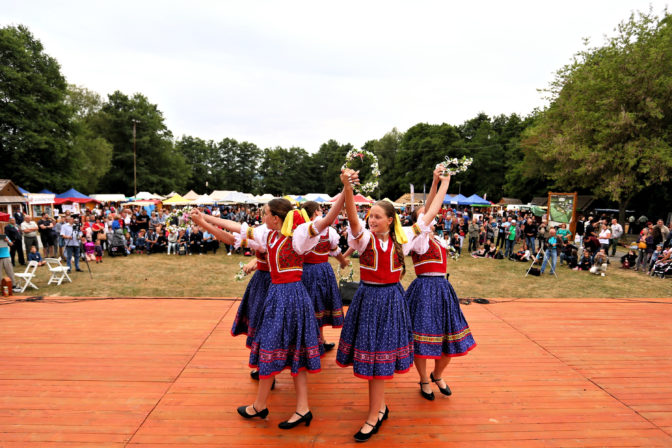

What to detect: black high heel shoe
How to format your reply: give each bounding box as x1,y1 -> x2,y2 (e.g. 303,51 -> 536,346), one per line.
376,405 -> 389,430
430,372 -> 452,396
278,410 -> 313,429
323,342 -> 336,352
237,404 -> 269,419
354,421 -> 378,442
419,381 -> 435,401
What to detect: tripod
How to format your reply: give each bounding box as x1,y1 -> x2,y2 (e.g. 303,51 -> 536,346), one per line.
525,246 -> 558,278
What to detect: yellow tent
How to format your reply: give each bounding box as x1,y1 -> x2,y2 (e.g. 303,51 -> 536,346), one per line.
163,194 -> 193,206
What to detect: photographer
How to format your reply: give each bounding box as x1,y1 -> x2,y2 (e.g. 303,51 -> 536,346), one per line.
540,228 -> 559,275
60,216 -> 82,272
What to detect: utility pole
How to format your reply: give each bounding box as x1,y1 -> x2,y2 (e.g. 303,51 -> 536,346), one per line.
132,119 -> 140,197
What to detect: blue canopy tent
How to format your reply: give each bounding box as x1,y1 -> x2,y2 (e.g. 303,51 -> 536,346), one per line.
314,197 -> 327,203
443,194 -> 470,205
465,194 -> 490,206
17,186 -> 29,194
39,188 -> 56,194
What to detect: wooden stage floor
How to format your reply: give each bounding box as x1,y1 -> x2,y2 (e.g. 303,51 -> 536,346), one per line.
1,295 -> 671,447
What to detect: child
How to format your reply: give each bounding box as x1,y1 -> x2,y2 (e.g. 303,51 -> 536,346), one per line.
135,229 -> 146,254
27,246 -> 47,267
578,248 -> 592,271
590,248 -> 609,276
167,229 -> 178,254
94,240 -> 103,263
336,169 -> 413,442
83,237 -> 96,263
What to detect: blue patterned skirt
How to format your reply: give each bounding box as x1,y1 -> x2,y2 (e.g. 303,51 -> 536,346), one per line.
336,282 -> 413,379
231,270 -> 272,348
248,281 -> 324,378
405,276 -> 476,359
301,262 -> 344,328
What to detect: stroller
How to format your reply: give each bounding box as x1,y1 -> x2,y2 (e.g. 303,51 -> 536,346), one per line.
108,229 -> 127,257
651,261 -> 672,278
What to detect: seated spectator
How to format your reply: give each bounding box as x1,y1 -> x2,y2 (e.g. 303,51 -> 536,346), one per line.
177,229 -> 188,255
590,248 -> 609,276
647,244 -> 664,275
450,232 -> 461,255
621,250 -> 637,269
577,249 -> 592,271
565,248 -> 578,268
145,229 -> 158,255
202,230 -> 219,254
27,246 -> 47,267
83,237 -> 96,263
152,225 -> 168,254
167,229 -> 179,254
559,242 -> 577,266
511,244 -> 532,262
135,229 -> 147,254
189,226 -> 204,255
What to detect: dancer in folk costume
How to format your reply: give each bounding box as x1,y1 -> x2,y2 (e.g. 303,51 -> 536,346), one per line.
299,201 -> 349,350
210,194 -> 344,429
405,169 -> 476,401
335,169 -> 418,442
191,210 -> 271,381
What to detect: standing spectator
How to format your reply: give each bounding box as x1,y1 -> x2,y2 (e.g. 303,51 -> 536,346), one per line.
0,225 -> 20,292
37,213 -> 56,258
20,215 -> 39,252
609,218 -> 623,256
149,212 -> 160,231
13,209 -> 25,226
652,219 -> 669,247
524,217 -> 537,253
597,223 -> 611,253
575,215 -> 585,246
60,216 -> 82,272
496,217 -> 508,249
505,219 -> 516,259
634,228 -> 652,272
53,216 -> 65,258
136,209 -> 149,233
537,220 -> 547,252
540,228 -> 559,275
468,219 -> 481,252
5,217 -> 24,266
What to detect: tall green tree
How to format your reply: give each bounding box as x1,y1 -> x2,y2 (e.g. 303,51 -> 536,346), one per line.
363,128 -> 404,200
92,91 -> 188,195
522,9 -> 672,222
66,85 -> 113,193
257,146 -> 317,195
0,25 -> 77,191
312,140 -> 354,195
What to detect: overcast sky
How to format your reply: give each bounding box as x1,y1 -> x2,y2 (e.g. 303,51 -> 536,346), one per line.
3,1 -> 668,152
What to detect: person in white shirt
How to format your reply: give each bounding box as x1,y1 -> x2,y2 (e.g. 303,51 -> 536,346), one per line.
609,219 -> 623,256
20,215 -> 39,252
598,223 -> 611,253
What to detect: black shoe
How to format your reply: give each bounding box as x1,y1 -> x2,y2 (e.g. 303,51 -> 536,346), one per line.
237,404 -> 269,419
323,342 -> 335,352
431,372 -> 452,396
354,421 -> 378,442
250,370 -> 259,380
76,268 -> 83,272
278,410 -> 312,429
375,405 -> 389,430
419,382 -> 435,401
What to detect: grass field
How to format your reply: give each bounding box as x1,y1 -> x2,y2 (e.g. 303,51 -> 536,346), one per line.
14,248 -> 672,299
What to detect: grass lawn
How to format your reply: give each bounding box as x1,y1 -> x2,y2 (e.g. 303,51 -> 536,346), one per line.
15,249 -> 672,299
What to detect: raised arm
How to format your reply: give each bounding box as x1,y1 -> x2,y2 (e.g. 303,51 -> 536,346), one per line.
313,193 -> 345,234
423,166 -> 443,212
421,174 -> 451,228
190,209 -> 236,245
201,213 -> 243,233
341,169 -> 361,236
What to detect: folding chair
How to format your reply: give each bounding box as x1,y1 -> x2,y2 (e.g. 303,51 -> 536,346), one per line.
15,261 -> 39,293
45,257 -> 72,286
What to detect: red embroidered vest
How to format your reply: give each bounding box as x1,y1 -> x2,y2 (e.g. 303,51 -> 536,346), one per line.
411,237 -> 447,275
255,251 -> 269,272
359,233 -> 402,284
267,231 -> 303,283
303,233 -> 331,264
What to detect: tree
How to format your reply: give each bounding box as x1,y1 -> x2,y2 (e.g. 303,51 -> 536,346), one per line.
66,85 -> 113,193
257,146 -> 317,195
522,9 -> 672,223
312,140 -> 354,195
0,25 -> 77,191
92,91 -> 188,195
363,128 -> 404,200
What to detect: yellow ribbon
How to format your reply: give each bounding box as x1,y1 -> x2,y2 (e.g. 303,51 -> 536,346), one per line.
393,213 -> 408,244
281,209 -> 311,237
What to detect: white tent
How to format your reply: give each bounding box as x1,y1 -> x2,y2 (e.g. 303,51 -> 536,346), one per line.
90,194 -> 127,202
210,190 -> 253,204
255,194 -> 275,204
135,191 -> 163,200
193,194 -> 215,205
304,193 -> 332,202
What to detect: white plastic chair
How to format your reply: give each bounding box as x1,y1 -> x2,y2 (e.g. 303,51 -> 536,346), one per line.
45,257 -> 72,286
15,261 -> 39,293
